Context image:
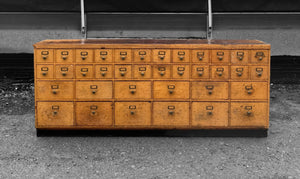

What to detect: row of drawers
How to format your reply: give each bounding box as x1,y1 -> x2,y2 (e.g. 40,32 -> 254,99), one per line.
36,49 -> 269,64
36,81 -> 268,100
36,64 -> 268,80
37,101 -> 268,127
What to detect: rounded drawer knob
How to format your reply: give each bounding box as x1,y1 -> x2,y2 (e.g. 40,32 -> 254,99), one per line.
140,72 -> 145,76
42,72 -> 47,76
101,72 -> 106,76
178,72 -> 184,76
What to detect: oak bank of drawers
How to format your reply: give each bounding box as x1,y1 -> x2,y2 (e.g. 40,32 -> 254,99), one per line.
34,39 -> 270,131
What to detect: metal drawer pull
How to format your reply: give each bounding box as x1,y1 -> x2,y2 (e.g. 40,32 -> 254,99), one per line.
51,85 -> 59,94
120,52 -> 127,60
245,85 -> 253,94
216,68 -> 224,76
81,51 -> 88,60
41,67 -> 48,76
81,68 -> 88,76
245,106 -> 253,116
217,52 -> 224,61
197,52 -> 204,61
61,67 -> 68,76
139,67 -> 146,76
178,51 -> 185,60
256,68 -> 263,77
236,68 -> 244,76
158,51 -> 165,60
129,85 -> 136,94
90,85 -> 98,94
90,105 -> 98,115
61,51 -> 69,60
206,85 -> 214,95
255,52 -> 265,61
139,51 -> 146,60
197,67 -> 204,76
52,105 -> 59,115
41,51 -> 49,60
100,67 -> 108,76
206,106 -> 214,115
158,67 -> 166,76
168,85 -> 175,94
177,67 -> 185,76
129,105 -> 136,115
100,51 -> 107,60
119,68 -> 127,76
168,106 -> 175,115
237,52 -> 244,60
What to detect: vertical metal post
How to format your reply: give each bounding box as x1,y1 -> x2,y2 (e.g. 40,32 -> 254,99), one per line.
81,0 -> 86,39
207,0 -> 213,40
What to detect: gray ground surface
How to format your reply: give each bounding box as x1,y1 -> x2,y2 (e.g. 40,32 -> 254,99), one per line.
0,83 -> 299,178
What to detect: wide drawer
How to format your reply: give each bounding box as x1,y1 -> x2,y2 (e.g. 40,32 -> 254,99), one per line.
115,81 -> 151,99
192,82 -> 228,100
231,82 -> 268,100
76,81 -> 112,100
153,81 -> 189,99
36,81 -> 74,100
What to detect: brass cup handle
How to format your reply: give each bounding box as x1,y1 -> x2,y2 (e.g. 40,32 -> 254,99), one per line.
140,72 -> 145,76
130,111 -> 135,115
160,72 -> 165,76
120,72 -> 125,76
42,56 -> 48,60
178,71 -> 184,76
101,72 -> 106,76
168,110 -> 174,115
42,72 -> 47,76
92,90 -> 97,94
207,111 -> 213,115
218,56 -> 223,61
121,56 -> 126,60
101,56 -> 106,60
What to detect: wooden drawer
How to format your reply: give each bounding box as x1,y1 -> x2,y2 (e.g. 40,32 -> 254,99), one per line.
231,50 -> 249,64
114,49 -> 132,63
153,102 -> 189,126
36,49 -> 54,63
211,50 -> 230,63
36,81 -> 74,100
133,49 -> 151,63
231,66 -> 249,80
95,49 -> 113,63
192,102 -> 228,127
115,102 -> 151,126
133,65 -> 152,79
55,65 -> 74,79
250,66 -> 268,81
192,65 -> 209,79
153,49 -> 171,63
172,50 -> 190,63
173,65 -> 190,79
75,65 -> 94,79
192,82 -> 228,100
115,65 -> 132,79
55,49 -> 74,63
251,50 -> 269,64
153,65 -> 171,79
75,102 -> 113,126
231,82 -> 268,100
95,65 -> 113,79
75,49 -> 94,63
115,81 -> 151,99
37,102 -> 74,126
36,65 -> 53,79
211,66 -> 229,80
231,102 -> 268,127
76,81 -> 112,100
191,50 -> 210,63
153,81 -> 189,99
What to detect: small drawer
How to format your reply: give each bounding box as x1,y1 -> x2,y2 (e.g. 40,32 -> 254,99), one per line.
36,49 -> 54,63
76,49 -> 94,63
192,82 -> 228,100
230,102 -> 268,127
153,49 -> 171,63
173,65 -> 189,79
153,65 -> 171,79
153,102 -> 189,126
76,102 -> 113,126
231,50 -> 249,64
153,81 -> 189,99
133,49 -> 151,63
251,50 -> 269,64
114,49 -> 132,63
250,66 -> 268,81
211,50 -> 230,63
37,102 -> 74,126
231,66 -> 249,80
95,65 -> 113,79
211,66 -> 229,80
192,102 -> 228,127
55,49 -> 74,63
75,65 -> 94,79
55,65 -> 74,79
76,81 -> 112,100
172,50 -> 190,63
36,65 -> 54,79
191,50 -> 210,63
36,81 -> 74,100
115,102 -> 151,126
192,65 -> 209,79
114,81 -> 151,99
95,49 -> 113,63
133,65 -> 152,79
115,65 -> 132,79
231,82 -> 268,100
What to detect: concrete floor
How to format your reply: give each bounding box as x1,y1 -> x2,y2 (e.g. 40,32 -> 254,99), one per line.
0,83 -> 299,178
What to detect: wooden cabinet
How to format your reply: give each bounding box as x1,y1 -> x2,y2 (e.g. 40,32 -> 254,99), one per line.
34,39 -> 270,132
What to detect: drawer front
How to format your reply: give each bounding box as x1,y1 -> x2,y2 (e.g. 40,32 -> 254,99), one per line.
55,65 -> 74,79
76,81 -> 112,100
115,65 -> 132,79
75,65 -> 94,79
56,49 -> 74,63
211,66 -> 229,80
76,49 -> 94,63
231,50 -> 249,64
250,66 -> 268,81
95,65 -> 113,79
76,102 -> 113,126
251,50 -> 269,64
211,50 -> 230,63
172,50 -> 190,63
231,82 -> 268,100
173,65 -> 190,79
192,102 -> 228,127
192,65 -> 209,79
231,66 -> 249,80
36,65 -> 53,79
115,102 -> 151,126
231,102 -> 268,127
153,65 -> 171,79
133,65 -> 152,79
133,49 -> 151,63
114,49 -> 132,63
153,81 -> 189,99
37,102 -> 74,126
191,50 -> 210,63
192,82 -> 228,100
153,102 -> 189,126
95,49 -> 113,63
153,49 -> 171,63
36,81 -> 74,100
115,81 -> 151,99
36,49 -> 54,63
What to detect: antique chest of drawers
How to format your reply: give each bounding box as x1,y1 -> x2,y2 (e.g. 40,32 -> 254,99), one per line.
33,39 -> 270,133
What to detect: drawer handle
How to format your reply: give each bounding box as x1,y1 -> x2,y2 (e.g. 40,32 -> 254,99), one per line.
178,51 -> 185,60
245,85 -> 253,94
61,67 -> 68,76
158,67 -> 165,76
236,68 -> 244,76
206,85 -> 214,95
255,52 -> 265,61
139,51 -> 146,60
217,52 -> 224,61
119,68 -> 127,76
120,52 -> 127,60
197,67 -> 204,76
245,106 -> 253,116
158,51 -> 165,60
168,85 -> 175,94
177,67 -> 185,76
41,67 -> 48,76
178,71 -> 184,76
100,51 -> 107,60
256,68 -> 263,77
81,51 -> 88,60
100,67 -> 107,76
90,105 -> 98,115
81,68 -> 88,76
237,52 -> 244,60
168,106 -> 175,115
52,106 -> 59,115
216,68 -> 224,76
51,85 -> 59,94
90,85 -> 98,94
101,56 -> 106,60
129,85 -> 136,94
206,106 -> 214,115
197,52 -> 204,61
129,105 -> 136,115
